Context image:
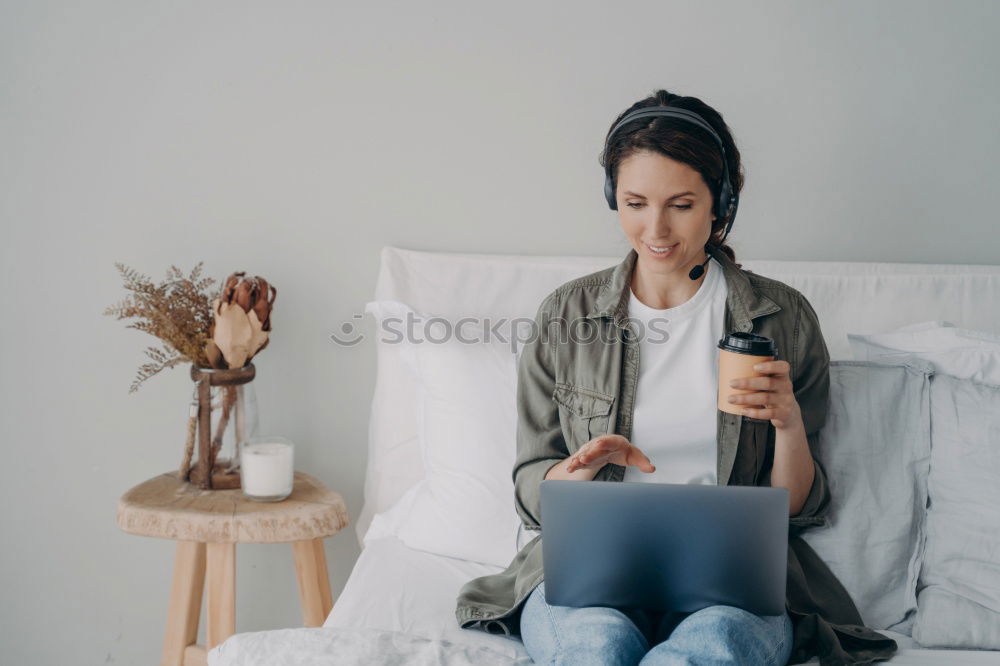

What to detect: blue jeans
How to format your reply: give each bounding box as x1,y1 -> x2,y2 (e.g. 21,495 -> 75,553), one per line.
520,582 -> 793,665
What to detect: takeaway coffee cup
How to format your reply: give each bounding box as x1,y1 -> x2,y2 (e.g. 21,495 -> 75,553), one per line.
717,332 -> 777,415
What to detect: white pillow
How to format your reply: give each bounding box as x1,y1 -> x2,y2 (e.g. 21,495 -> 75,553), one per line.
356,301 -> 426,547
848,320 -> 1000,384
912,373 -> 1000,649
801,359 -> 932,633
363,300 -> 521,568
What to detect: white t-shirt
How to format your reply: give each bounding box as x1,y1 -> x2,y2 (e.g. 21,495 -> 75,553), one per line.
623,256 -> 728,485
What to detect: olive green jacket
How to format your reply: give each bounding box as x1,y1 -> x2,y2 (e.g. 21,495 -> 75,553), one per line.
454,244 -> 899,665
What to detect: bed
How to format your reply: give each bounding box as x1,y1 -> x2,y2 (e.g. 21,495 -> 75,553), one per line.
210,534 -> 999,665
209,247 -> 1000,665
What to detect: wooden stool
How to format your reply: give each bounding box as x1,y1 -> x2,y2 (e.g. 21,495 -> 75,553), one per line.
117,470 -> 350,666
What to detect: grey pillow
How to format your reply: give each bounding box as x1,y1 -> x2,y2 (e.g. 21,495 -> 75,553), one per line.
801,359 -> 932,633
912,373 -> 1000,649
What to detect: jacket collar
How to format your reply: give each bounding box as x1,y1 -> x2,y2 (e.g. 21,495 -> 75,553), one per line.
586,244 -> 781,330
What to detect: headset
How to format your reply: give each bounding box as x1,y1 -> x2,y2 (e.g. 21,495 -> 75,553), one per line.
603,106 -> 739,245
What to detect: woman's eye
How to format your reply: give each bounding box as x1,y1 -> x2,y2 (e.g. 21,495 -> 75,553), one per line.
625,203 -> 692,210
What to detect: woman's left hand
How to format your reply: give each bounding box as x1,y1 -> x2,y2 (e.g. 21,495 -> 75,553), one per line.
727,359 -> 803,430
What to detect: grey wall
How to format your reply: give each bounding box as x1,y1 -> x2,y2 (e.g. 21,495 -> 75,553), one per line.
2,1 -> 997,663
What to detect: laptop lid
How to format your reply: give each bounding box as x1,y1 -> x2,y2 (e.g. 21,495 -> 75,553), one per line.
539,480 -> 789,616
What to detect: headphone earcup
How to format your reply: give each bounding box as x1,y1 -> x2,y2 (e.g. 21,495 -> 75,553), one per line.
719,176 -> 730,215
719,184 -> 738,238
604,174 -> 617,210
717,178 -> 733,223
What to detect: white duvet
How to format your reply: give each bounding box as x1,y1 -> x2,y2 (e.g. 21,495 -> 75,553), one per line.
208,536 -> 998,665
208,626 -> 530,665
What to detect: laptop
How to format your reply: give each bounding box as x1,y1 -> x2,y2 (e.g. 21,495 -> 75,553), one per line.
539,480 -> 789,616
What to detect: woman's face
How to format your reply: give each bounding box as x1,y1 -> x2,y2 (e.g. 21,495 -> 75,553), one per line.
615,150 -> 716,282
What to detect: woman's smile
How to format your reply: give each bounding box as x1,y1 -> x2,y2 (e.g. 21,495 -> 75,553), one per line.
644,242 -> 679,259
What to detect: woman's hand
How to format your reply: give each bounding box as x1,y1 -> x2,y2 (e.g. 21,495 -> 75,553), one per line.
727,359 -> 803,430
565,434 -> 656,474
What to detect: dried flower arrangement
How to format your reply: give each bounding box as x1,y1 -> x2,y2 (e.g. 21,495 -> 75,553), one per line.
106,262 -> 277,489
104,263 -> 277,388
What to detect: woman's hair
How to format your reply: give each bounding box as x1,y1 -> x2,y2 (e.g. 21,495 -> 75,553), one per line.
600,89 -> 744,267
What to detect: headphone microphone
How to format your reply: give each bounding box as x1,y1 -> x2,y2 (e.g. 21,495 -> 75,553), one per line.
602,106 -> 739,281
688,255 -> 711,281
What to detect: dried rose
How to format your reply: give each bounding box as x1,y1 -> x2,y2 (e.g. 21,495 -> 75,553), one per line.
222,273 -> 276,330
210,272 -> 276,368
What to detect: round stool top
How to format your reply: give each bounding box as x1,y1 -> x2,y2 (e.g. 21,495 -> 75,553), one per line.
116,471 -> 350,544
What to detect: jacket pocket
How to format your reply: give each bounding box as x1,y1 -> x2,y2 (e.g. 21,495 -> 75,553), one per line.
552,383 -> 615,447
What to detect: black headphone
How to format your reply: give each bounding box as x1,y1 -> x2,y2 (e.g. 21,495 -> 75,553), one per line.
603,106 -> 740,260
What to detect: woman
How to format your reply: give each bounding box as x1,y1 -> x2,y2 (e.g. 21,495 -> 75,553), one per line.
455,89 -> 899,665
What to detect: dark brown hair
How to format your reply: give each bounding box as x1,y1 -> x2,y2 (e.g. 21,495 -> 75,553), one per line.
600,89 -> 744,267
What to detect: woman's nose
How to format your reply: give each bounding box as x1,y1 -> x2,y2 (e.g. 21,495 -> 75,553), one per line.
649,211 -> 673,233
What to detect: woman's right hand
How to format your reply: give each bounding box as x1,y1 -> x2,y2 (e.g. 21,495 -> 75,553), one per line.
565,434 -> 656,474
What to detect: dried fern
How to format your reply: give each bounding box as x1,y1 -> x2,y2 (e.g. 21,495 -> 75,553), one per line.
105,262 -> 219,392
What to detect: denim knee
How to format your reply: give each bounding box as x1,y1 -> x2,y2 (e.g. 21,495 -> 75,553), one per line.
520,582 -> 649,666
684,604 -> 789,645
639,604 -> 792,666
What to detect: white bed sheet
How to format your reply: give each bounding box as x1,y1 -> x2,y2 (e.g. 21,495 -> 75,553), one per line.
209,535 -> 1000,665
324,535 -> 527,658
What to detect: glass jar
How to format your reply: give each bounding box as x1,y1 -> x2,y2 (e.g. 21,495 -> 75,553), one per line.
182,364 -> 259,490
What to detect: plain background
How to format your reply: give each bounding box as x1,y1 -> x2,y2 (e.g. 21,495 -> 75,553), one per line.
2,1 -> 998,663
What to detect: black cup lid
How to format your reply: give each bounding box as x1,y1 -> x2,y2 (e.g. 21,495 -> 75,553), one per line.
717,331 -> 777,356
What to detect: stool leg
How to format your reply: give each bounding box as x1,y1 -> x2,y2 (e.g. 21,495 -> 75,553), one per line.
162,541 -> 206,666
292,538 -> 333,626
314,539 -> 334,618
206,542 -> 236,650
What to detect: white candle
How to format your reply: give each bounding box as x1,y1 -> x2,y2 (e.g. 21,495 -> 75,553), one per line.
241,437 -> 294,501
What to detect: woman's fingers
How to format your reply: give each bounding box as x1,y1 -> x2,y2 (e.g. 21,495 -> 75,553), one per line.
567,435 -> 634,472
567,449 -> 601,471
729,390 -> 771,408
628,445 -> 656,473
566,451 -> 590,472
